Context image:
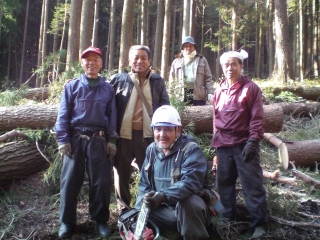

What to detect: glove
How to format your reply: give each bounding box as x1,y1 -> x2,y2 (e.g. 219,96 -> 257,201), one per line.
58,143 -> 72,157
143,191 -> 167,209
198,189 -> 219,206
242,138 -> 259,163
106,142 -> 117,160
207,93 -> 214,102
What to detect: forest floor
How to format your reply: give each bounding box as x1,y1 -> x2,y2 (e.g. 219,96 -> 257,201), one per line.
1,115 -> 320,240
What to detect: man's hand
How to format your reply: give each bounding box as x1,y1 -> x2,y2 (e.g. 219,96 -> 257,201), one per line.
242,138 -> 259,163
208,94 -> 214,103
106,142 -> 117,160
58,143 -> 72,157
143,191 -> 166,209
198,189 -> 219,206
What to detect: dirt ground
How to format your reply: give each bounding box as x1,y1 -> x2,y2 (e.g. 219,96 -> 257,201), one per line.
1,170 -> 320,240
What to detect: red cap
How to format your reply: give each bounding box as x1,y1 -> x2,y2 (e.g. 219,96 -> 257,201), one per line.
81,47 -> 102,58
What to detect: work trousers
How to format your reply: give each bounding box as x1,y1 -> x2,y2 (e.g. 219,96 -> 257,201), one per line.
114,130 -> 153,210
59,134 -> 112,223
216,144 -> 268,228
148,195 -> 212,240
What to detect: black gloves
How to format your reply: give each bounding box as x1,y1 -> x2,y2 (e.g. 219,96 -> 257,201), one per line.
143,191 -> 167,209
198,189 -> 219,206
242,138 -> 259,163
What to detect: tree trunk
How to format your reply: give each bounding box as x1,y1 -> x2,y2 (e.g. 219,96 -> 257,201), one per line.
107,0 -> 116,70
153,0 -> 165,73
19,0 -> 30,85
180,104 -> 283,134
0,141 -> 49,187
312,0 -> 319,78
277,102 -> 320,117
0,104 -> 283,133
36,0 -> 45,88
280,140 -> 320,170
231,0 -> 239,50
140,0 -> 147,45
266,0 -> 275,77
80,0 -> 95,53
41,0 -> 49,87
21,87 -> 50,101
92,0 -> 100,47
0,105 -> 59,131
273,0 -> 295,83
66,0 -> 82,67
118,0 -> 136,72
260,85 -> 320,101
59,0 -> 68,52
182,0 -> 190,37
160,0 -> 171,80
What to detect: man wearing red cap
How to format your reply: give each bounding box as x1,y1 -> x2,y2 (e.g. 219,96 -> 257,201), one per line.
54,46 -> 118,239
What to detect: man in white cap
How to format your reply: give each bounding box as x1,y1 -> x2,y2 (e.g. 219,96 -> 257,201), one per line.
211,50 -> 268,238
135,105 -> 219,240
55,46 -> 118,239
169,36 -> 214,106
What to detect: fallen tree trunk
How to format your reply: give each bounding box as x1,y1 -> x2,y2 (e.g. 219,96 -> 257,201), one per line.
277,102 -> 320,117
21,87 -> 50,100
290,164 -> 320,189
181,104 -> 283,133
0,104 -> 284,133
0,105 -> 59,131
264,133 -> 320,170
0,141 -> 49,187
263,170 -> 297,186
261,86 -> 320,101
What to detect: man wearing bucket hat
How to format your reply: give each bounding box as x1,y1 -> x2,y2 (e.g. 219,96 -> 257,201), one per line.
211,49 -> 268,238
169,36 -> 214,106
54,46 -> 118,239
135,105 -> 220,239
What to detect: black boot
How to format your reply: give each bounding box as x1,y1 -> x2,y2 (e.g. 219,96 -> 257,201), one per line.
58,222 -> 74,239
96,221 -> 112,238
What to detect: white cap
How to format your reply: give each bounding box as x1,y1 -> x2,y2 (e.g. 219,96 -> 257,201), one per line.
220,49 -> 248,64
151,105 -> 182,127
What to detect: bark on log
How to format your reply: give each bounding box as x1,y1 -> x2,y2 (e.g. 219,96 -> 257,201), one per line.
280,140 -> 320,170
0,104 -> 284,133
263,170 -> 298,186
0,105 -> 59,131
277,102 -> 320,117
264,133 -> 320,170
0,141 -> 49,187
21,87 -> 50,100
291,168 -> 320,189
261,86 -> 320,101
181,104 -> 283,134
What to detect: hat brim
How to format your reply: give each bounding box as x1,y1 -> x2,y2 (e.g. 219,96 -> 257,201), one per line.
151,123 -> 179,127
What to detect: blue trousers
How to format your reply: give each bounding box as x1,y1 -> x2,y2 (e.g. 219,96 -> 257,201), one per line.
216,144 -> 268,228
59,134 -> 112,223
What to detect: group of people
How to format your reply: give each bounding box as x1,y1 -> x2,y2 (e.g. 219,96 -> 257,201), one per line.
54,36 -> 268,240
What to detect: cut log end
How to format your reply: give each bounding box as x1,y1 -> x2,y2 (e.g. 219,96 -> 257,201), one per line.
278,142 -> 289,170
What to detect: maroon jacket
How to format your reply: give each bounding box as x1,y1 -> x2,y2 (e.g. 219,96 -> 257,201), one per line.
211,76 -> 264,148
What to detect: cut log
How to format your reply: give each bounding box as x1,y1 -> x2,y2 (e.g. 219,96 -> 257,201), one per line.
280,140 -> 320,170
0,104 -> 284,133
261,85 -> 320,101
0,141 -> 49,187
181,104 -> 283,133
21,87 -> 50,100
277,102 -> 320,117
0,105 -> 59,131
291,167 -> 320,189
263,170 -> 298,186
264,133 -> 320,170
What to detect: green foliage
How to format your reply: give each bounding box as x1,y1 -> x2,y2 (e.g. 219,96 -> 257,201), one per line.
0,0 -> 22,41
61,61 -> 83,80
48,2 -> 71,36
0,89 -> 23,106
265,184 -> 298,219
